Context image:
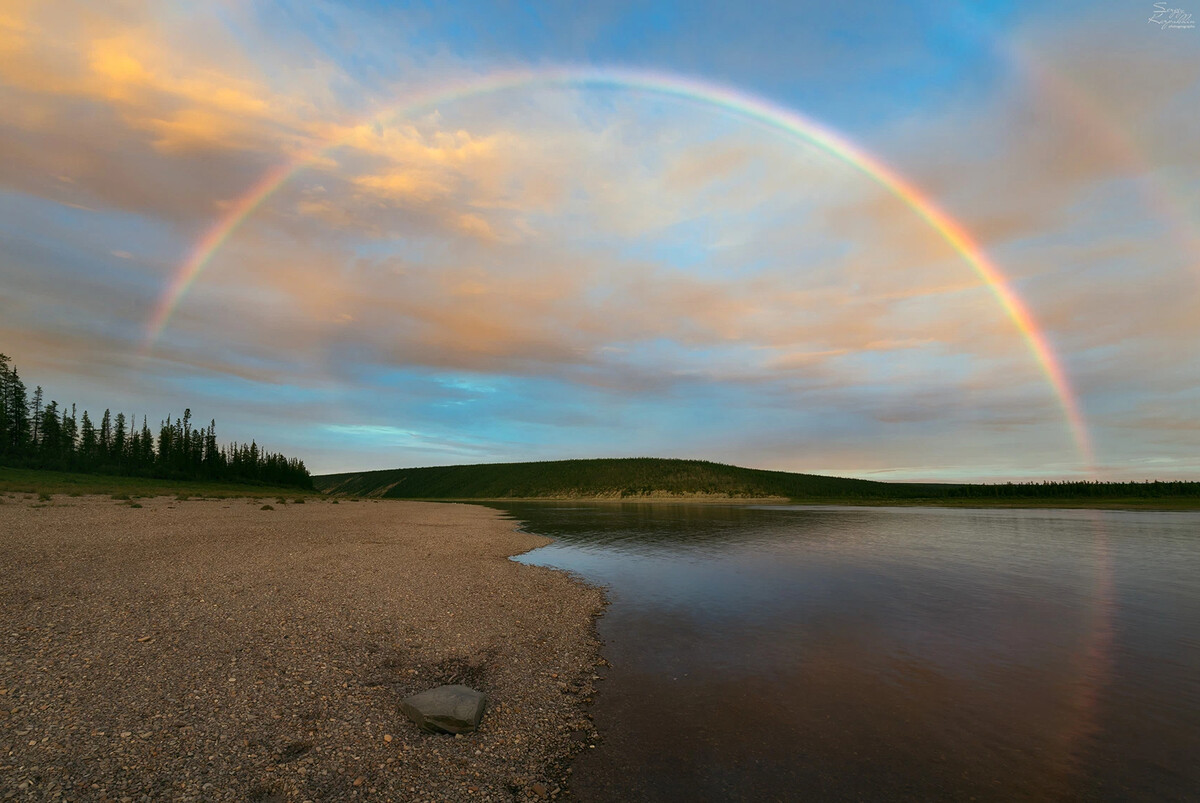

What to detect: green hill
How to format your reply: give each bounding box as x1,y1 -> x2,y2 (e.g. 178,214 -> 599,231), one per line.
313,457 -> 951,501
314,457 -> 1200,505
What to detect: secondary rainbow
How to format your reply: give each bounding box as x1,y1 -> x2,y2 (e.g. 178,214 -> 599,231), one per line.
1010,42 -> 1200,270
144,66 -> 1094,466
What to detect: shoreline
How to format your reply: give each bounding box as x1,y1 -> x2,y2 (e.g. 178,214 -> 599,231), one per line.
0,494 -> 606,801
367,495 -> 1200,512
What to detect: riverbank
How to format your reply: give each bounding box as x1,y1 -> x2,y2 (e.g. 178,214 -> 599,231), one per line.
471,496 -> 1200,511
0,495 -> 605,801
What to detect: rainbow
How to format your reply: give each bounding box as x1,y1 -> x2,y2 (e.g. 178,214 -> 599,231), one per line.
144,66 -> 1094,466
952,7 -> 1200,274
1006,42 -> 1200,271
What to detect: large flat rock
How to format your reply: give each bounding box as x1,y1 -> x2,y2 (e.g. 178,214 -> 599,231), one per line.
400,684 -> 488,734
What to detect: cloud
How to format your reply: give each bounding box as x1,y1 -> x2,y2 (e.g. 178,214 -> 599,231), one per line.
2,4 -> 297,149
352,170 -> 454,203
2,0 -> 1197,480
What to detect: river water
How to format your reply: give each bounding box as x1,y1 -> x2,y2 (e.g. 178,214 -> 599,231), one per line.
498,503 -> 1200,801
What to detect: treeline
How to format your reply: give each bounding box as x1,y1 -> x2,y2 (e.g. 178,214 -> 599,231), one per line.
945,479 -> 1200,499
0,353 -> 311,489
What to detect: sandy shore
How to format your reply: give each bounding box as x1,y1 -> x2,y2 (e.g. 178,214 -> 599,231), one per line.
0,495 -> 605,802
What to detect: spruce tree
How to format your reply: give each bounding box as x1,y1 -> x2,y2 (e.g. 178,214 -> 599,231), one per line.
30,385 -> 43,445
8,369 -> 29,456
39,400 -> 60,465
0,353 -> 10,454
114,413 -> 127,469
99,409 -> 112,462
140,416 -> 154,467
80,410 -> 97,465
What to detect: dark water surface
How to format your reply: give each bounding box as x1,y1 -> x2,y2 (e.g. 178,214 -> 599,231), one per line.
497,503 -> 1200,801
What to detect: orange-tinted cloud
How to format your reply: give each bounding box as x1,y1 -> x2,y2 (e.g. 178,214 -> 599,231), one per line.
3,1 -> 1198,480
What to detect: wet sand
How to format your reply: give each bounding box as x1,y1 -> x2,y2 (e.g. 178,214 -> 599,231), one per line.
0,495 -> 604,801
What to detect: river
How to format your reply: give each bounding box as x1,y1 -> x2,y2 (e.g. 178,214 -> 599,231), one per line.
498,503 -> 1200,801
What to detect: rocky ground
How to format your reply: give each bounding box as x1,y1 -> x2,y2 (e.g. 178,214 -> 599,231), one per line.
0,494 -> 605,802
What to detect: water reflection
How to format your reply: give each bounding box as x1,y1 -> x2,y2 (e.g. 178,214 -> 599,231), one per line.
497,503 -> 1200,801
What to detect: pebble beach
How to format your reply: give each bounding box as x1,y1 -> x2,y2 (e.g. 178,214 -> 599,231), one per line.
0,495 -> 604,802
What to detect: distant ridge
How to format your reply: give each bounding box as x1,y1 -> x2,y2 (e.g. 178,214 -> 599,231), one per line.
312,457 -> 947,501
314,458 -> 1200,505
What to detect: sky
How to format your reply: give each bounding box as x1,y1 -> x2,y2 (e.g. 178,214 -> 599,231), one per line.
1,0 -> 1198,482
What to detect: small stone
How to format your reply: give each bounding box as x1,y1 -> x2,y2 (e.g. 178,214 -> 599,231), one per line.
399,685 -> 487,735
531,782 -> 548,798
353,776 -> 365,787
383,734 -> 392,743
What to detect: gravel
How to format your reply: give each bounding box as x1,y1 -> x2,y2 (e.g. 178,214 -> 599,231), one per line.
0,494 -> 605,801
